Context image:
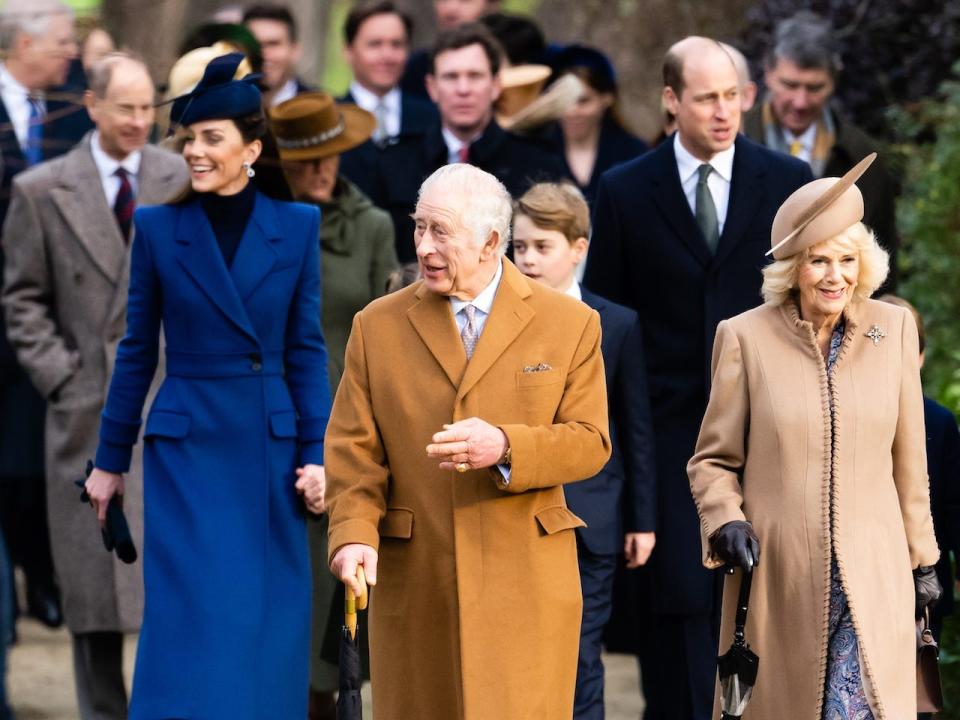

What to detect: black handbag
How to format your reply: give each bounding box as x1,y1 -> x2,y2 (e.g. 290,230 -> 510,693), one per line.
917,608 -> 944,713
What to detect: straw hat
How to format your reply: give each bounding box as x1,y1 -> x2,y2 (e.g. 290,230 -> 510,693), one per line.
166,42 -> 252,100
768,153 -> 876,260
499,73 -> 583,133
496,64 -> 552,119
270,92 -> 376,162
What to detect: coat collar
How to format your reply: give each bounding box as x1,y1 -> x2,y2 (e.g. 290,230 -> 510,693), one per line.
407,258 -> 534,395
423,119 -> 507,168
778,295 -> 863,366
174,191 -> 282,344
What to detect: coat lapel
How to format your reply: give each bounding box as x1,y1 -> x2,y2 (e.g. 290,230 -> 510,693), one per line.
230,192 -> 280,301
714,136 -> 765,265
650,139 -> 712,267
49,138 -> 126,283
456,260 -> 534,400
407,285 -> 466,390
174,200 -> 259,343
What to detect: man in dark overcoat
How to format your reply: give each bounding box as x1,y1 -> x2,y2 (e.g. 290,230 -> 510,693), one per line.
0,0 -> 91,631
372,23 -> 564,262
1,53 -> 186,719
582,36 -> 812,719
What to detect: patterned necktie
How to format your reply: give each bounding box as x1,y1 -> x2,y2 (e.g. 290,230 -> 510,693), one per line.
114,167 -> 135,243
458,143 -> 470,164
373,99 -> 389,146
460,304 -> 479,359
789,139 -> 803,157
24,97 -> 45,166
695,164 -> 720,254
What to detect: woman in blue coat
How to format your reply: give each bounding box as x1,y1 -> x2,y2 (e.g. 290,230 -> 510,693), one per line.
85,54 -> 330,719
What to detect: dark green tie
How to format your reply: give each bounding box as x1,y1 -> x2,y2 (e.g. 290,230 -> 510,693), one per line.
696,164 -> 720,254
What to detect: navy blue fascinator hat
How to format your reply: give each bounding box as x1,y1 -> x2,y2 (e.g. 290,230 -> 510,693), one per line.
170,53 -> 262,127
549,44 -> 617,93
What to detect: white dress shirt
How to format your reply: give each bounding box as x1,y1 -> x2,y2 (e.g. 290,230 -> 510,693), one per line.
674,132 -> 735,235
441,126 -> 482,165
0,63 -> 44,150
271,78 -> 299,107
89,131 -> 142,207
562,279 -> 582,302
782,123 -> 817,164
349,82 -> 401,138
449,259 -> 510,480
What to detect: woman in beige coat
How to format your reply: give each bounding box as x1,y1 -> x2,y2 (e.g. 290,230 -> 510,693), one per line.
688,155 -> 941,719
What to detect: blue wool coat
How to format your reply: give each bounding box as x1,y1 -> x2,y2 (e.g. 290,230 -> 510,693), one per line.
95,192 -> 330,719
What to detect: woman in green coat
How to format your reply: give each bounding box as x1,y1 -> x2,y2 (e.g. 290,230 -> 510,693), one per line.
272,92 -> 398,718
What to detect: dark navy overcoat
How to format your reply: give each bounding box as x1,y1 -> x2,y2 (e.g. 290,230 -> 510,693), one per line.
95,191 -> 331,719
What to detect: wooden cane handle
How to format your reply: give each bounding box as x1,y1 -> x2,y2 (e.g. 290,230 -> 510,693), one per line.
356,565 -> 369,610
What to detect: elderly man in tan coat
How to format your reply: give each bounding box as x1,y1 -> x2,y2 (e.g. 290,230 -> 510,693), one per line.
325,163 -> 611,719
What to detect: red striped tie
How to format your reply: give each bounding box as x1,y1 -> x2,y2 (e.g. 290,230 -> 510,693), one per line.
458,143 -> 470,163
114,168 -> 135,243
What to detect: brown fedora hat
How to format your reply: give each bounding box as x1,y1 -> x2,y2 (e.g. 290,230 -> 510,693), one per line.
768,153 -> 876,260
270,91 -> 376,161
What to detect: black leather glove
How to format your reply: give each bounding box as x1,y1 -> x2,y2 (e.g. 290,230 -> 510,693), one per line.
709,520 -> 760,571
914,565 -> 943,618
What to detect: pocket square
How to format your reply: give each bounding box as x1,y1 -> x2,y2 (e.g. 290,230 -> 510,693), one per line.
522,363 -> 553,373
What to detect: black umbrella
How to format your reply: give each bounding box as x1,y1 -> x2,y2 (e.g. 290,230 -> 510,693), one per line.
718,566 -> 758,720
337,566 -> 368,720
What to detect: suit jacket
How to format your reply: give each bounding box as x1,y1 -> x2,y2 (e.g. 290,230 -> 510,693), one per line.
338,88 -> 438,199
399,48 -> 431,99
0,90 -> 93,478
583,134 -> 812,614
1,135 -> 187,633
742,105 -> 899,289
925,396 -> 960,620
372,119 -> 567,263
325,259 -> 611,719
564,287 -> 655,556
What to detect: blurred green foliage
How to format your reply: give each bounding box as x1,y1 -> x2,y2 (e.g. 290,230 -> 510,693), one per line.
891,60 -> 960,416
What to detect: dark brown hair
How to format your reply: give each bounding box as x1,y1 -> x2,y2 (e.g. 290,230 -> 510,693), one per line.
242,3 -> 298,43
344,1 -> 413,46
430,22 -> 502,77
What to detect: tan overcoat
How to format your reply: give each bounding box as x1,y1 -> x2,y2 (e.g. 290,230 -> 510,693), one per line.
688,298 -> 939,719
1,136 -> 186,633
325,259 -> 611,720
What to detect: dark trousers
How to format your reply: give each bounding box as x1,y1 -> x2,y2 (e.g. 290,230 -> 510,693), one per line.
0,533 -> 12,720
71,632 -> 127,720
638,613 -> 716,720
574,538 -> 617,720
0,474 -> 56,599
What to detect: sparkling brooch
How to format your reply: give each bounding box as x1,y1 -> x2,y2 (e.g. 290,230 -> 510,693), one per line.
865,325 -> 886,346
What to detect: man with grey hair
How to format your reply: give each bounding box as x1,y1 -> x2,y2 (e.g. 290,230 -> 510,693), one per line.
1,51 -> 186,720
743,10 -> 899,288
0,0 -> 89,636
325,163 -> 611,719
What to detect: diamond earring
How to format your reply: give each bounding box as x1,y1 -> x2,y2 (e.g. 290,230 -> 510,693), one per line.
243,161 -> 255,178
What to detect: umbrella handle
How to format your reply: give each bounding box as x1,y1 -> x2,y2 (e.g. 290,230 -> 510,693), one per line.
344,565 -> 369,640
733,566 -> 753,646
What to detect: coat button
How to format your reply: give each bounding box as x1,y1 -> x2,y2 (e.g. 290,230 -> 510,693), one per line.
249,352 -> 263,372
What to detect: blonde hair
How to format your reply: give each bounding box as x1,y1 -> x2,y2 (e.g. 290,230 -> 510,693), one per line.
513,182 -> 590,244
761,221 -> 889,306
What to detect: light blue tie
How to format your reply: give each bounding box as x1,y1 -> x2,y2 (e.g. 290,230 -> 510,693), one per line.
24,98 -> 45,166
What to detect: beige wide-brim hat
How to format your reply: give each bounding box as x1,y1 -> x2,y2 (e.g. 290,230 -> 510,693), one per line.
767,153 -> 876,260
270,92 -> 376,162
499,73 -> 584,133
496,64 -> 552,119
166,42 -> 252,100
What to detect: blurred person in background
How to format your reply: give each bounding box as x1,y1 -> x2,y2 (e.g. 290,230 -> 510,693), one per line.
75,16 -> 115,75
242,3 -> 313,106
742,11 -> 898,289
1,53 -> 186,719
0,0 -> 87,637
0,533 -> 11,720
719,42 -> 757,114
513,181 -> 656,720
481,12 -> 546,66
339,1 -> 437,198
272,91 -> 397,719
548,45 -> 648,205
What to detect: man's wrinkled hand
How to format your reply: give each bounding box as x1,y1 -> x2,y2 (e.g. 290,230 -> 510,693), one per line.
330,543 -> 378,597
426,417 -> 508,472
295,464 -> 326,514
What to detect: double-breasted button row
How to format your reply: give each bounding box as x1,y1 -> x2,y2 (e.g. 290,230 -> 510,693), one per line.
249,352 -> 263,372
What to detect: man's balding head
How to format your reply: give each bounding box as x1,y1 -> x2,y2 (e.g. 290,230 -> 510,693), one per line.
85,53 -> 155,161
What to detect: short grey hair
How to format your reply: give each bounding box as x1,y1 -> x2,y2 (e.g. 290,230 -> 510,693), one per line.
765,11 -> 842,76
0,0 -> 73,53
88,52 -> 151,99
417,164 -> 513,254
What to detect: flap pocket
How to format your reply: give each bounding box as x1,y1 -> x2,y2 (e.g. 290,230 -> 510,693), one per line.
516,367 -> 563,388
269,411 -> 298,438
379,507 -> 414,539
144,411 -> 190,439
535,505 -> 586,535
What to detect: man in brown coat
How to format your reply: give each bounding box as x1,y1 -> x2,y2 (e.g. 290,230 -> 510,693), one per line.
325,163 -> 611,719
1,53 -> 186,719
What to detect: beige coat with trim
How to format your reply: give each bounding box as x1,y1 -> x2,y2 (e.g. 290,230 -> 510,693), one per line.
325,259 -> 611,720
688,298 -> 939,720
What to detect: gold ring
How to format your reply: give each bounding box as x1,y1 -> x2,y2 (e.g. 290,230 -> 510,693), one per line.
456,463 -> 469,473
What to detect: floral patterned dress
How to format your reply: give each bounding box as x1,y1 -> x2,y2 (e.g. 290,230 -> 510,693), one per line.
822,319 -> 874,720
